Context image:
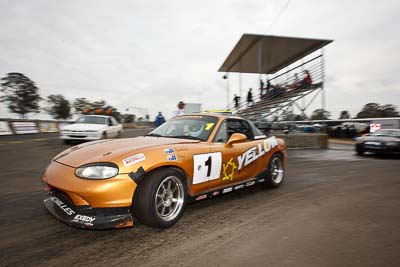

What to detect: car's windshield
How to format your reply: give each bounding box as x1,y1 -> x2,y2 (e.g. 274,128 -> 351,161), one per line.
371,129 -> 400,137
149,115 -> 219,141
76,116 -> 106,125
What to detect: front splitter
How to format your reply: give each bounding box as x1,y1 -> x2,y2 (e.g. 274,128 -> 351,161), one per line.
43,190 -> 133,229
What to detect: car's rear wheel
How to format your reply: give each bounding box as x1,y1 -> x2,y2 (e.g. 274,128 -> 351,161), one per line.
264,153 -> 285,188
102,132 -> 107,139
133,168 -> 187,228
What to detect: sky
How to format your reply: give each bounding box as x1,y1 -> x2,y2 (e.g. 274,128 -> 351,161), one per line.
0,0 -> 399,120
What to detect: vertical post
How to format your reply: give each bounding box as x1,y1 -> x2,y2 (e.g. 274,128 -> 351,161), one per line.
226,73 -> 230,110
321,48 -> 326,111
258,40 -> 263,102
239,71 -> 242,109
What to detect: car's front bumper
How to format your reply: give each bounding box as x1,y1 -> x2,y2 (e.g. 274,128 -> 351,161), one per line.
44,189 -> 133,229
60,131 -> 102,141
356,143 -> 400,154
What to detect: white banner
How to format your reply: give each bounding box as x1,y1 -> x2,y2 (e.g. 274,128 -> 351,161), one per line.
38,122 -> 59,133
0,121 -> 13,135
12,122 -> 39,134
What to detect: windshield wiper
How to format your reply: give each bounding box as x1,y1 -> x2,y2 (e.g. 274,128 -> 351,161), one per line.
146,133 -> 163,137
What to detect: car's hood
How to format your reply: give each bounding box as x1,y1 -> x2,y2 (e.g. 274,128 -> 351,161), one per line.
54,136 -> 200,167
360,136 -> 399,142
64,123 -> 106,131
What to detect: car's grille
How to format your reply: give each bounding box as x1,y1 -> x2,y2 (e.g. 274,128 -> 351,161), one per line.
68,135 -> 87,138
364,141 -> 382,148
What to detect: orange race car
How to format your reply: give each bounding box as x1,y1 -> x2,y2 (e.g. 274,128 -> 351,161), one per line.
42,114 -> 287,229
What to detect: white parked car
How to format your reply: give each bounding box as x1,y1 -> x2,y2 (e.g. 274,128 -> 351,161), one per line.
60,115 -> 123,143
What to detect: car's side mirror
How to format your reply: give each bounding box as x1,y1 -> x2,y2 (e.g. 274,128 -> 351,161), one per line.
226,133 -> 247,146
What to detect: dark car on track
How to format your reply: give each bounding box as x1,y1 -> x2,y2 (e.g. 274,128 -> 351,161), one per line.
355,129 -> 400,155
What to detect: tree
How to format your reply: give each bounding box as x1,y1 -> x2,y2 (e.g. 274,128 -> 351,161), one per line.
123,114 -> 135,123
0,72 -> 41,118
380,104 -> 399,117
45,95 -> 71,120
356,103 -> 382,118
356,103 -> 399,118
311,109 -> 330,120
73,98 -> 91,114
339,110 -> 350,119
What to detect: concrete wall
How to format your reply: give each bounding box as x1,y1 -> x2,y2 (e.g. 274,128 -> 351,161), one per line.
274,133 -> 328,149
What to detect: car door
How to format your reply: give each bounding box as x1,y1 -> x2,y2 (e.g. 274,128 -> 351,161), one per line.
206,119 -> 262,190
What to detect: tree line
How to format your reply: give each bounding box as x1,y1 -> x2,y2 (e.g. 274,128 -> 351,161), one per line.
0,72 -> 126,121
281,104 -> 399,121
1,72 -> 399,122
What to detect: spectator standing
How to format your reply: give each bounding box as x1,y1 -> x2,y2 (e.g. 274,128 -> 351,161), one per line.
175,101 -> 185,116
247,88 -> 253,107
259,79 -> 264,98
233,94 -> 240,110
155,112 -> 165,126
265,79 -> 271,97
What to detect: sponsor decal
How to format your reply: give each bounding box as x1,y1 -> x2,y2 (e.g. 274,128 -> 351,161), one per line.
50,196 -> 76,216
72,214 -> 96,223
168,154 -> 177,161
222,187 -> 233,194
246,181 -> 256,187
195,194 -> 207,201
205,123 -> 215,131
212,191 -> 220,196
237,138 -> 278,170
164,148 -> 175,154
222,157 -> 237,181
234,184 -> 244,190
122,153 -> 146,167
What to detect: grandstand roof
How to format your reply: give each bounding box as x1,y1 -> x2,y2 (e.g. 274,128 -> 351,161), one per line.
218,34 -> 333,74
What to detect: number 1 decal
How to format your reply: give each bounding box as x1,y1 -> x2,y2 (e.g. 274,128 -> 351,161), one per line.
205,156 -> 212,177
193,152 -> 222,184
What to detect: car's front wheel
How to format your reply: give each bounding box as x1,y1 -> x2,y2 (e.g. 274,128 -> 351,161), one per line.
355,146 -> 364,155
264,153 -> 285,188
133,168 -> 187,228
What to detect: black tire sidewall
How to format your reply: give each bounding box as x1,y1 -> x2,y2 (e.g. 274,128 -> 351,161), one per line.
133,168 -> 187,228
265,153 -> 285,188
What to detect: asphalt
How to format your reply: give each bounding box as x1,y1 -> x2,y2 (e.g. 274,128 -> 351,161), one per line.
0,130 -> 399,267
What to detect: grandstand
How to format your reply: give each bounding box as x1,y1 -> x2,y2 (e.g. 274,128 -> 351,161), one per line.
219,34 -> 333,121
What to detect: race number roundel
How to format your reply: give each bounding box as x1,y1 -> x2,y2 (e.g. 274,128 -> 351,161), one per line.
193,152 -> 222,184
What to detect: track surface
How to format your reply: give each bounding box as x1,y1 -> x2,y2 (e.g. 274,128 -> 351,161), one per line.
0,130 -> 399,267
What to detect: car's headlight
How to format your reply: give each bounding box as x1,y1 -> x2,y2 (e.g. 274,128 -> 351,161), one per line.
75,163 -> 119,179
385,141 -> 399,147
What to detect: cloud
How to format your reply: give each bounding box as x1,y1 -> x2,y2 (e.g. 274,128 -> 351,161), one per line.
0,0 -> 399,120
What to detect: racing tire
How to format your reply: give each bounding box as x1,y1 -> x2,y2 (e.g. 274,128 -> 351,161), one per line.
356,147 -> 364,156
102,132 -> 107,139
133,168 -> 187,228
264,153 -> 285,188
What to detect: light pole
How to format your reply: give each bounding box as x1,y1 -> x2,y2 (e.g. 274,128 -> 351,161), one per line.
223,73 -> 230,110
